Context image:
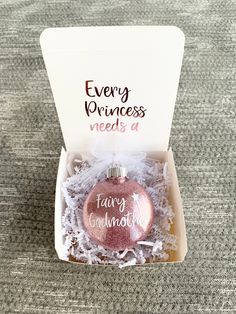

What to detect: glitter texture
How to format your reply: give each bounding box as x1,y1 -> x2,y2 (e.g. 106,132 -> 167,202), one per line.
83,175 -> 154,250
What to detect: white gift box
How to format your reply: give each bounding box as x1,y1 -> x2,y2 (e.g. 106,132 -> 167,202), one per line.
40,26 -> 187,264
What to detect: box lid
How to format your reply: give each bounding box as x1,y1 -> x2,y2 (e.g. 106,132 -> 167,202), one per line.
40,26 -> 184,152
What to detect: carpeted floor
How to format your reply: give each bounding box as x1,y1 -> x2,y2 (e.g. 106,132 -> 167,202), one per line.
0,1 -> 235,313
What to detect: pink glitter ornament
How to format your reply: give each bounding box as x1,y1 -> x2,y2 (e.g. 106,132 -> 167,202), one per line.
83,166 -> 154,251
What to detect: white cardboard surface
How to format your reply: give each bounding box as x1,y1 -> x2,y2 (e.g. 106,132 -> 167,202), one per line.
40,26 -> 187,264
40,26 -> 185,152
54,147 -> 67,260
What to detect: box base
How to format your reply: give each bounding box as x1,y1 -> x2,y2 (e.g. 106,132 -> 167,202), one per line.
55,148 -> 187,265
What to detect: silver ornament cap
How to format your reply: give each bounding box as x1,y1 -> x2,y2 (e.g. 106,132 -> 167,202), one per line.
107,166 -> 127,178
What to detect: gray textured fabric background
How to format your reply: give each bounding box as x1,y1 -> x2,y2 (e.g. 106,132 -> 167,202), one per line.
0,0 -> 235,313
